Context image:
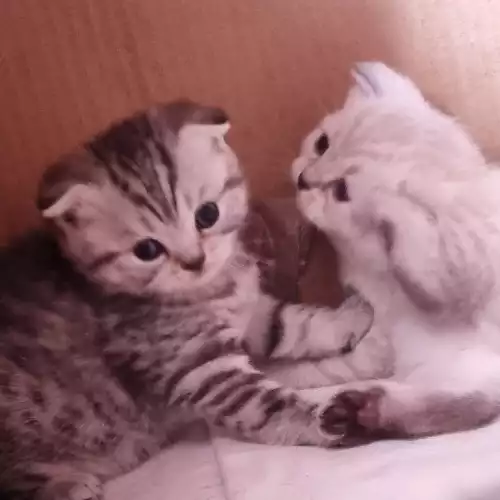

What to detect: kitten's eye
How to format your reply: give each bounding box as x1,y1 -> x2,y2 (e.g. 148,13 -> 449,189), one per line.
314,133 -> 329,156
195,202 -> 219,230
133,238 -> 166,261
333,177 -> 350,202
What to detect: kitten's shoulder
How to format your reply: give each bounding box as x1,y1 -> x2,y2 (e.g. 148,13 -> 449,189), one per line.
1,228 -> 59,260
0,229 -> 85,296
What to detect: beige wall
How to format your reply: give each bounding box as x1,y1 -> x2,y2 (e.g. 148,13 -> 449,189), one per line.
1,0 -> 500,242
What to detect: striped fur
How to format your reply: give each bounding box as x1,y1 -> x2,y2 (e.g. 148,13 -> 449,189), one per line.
0,100 -> 374,499
294,63 -> 500,443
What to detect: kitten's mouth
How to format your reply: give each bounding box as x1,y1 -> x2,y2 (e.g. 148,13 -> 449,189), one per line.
296,191 -> 318,219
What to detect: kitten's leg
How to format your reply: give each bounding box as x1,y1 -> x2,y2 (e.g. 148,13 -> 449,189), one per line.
10,463 -> 103,500
264,323 -> 392,389
164,342 -> 343,446
245,290 -> 374,361
321,380 -> 500,442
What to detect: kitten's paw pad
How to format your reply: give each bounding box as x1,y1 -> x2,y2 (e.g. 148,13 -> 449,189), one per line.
354,387 -> 386,429
319,390 -> 366,435
319,387 -> 386,436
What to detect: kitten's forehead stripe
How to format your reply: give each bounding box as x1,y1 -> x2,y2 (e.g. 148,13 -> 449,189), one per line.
129,191 -> 166,224
85,100 -> 231,223
152,138 -> 178,212
143,145 -> 176,220
99,158 -> 167,223
87,109 -> 181,221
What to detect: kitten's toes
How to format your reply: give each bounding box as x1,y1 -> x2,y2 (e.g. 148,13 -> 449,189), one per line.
354,387 -> 386,429
37,474 -> 103,500
319,387 -> 386,441
69,480 -> 103,500
319,390 -> 366,435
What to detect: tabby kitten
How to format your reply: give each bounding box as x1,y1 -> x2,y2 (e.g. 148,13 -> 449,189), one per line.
0,100 -> 373,499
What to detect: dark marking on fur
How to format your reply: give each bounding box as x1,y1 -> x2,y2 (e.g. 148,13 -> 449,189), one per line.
340,337 -> 355,355
264,398 -> 287,417
298,307 -> 312,350
189,369 -> 240,404
89,111 -> 177,221
207,372 -> 263,407
107,165 -> 166,223
63,405 -> 85,422
105,350 -> 151,400
153,138 -> 178,213
265,301 -> 285,357
332,177 -> 350,202
31,389 -> 45,407
129,189 -> 164,221
221,387 -> 261,417
163,338 -> 244,402
379,219 -> 394,253
251,388 -> 288,430
53,416 -> 77,437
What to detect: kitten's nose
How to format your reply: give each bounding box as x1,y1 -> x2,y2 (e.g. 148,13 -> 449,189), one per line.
297,172 -> 310,191
179,254 -> 206,272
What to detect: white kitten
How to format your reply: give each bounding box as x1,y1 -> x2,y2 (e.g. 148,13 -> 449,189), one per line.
293,62 -> 500,441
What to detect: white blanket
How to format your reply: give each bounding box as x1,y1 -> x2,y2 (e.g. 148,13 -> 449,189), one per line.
105,390 -> 500,500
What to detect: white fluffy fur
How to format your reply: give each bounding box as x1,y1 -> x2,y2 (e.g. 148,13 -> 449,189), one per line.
293,62 -> 500,438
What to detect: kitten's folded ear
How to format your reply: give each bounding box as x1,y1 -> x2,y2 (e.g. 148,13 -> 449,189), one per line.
191,104 -> 229,127
346,62 -> 426,106
153,99 -> 231,138
184,104 -> 231,139
37,150 -> 103,220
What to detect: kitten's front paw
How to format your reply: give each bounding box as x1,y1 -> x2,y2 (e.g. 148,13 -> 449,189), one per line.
319,387 -> 386,443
